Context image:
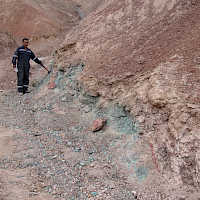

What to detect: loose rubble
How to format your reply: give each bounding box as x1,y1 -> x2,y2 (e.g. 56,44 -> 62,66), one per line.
0,90 -> 137,199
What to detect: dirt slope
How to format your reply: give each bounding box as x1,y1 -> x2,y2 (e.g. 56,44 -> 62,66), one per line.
0,26 -> 17,57
0,0 -> 104,44
56,0 -> 200,80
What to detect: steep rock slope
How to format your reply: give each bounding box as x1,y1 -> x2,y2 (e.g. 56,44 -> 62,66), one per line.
53,0 -> 200,198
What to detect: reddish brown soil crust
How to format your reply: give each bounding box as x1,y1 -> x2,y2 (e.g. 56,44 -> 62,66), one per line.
87,2 -> 200,77
78,1 -> 200,104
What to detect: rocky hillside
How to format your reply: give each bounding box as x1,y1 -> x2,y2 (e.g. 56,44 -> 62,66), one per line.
0,0 -> 200,199
0,0 -> 103,44
0,26 -> 17,57
54,0 -> 200,197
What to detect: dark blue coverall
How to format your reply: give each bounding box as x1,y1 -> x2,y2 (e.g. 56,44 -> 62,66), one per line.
12,46 -> 42,93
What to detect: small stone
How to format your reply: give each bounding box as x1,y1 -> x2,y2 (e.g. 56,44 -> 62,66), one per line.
90,164 -> 95,167
80,161 -> 85,166
52,155 -> 58,159
132,190 -> 137,197
67,142 -> 72,146
75,148 -> 81,152
109,184 -> 114,189
34,132 -> 42,136
91,192 -> 98,197
61,97 -> 67,102
48,82 -> 56,89
29,192 -> 40,196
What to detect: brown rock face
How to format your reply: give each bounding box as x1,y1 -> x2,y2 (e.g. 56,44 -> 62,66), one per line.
0,26 -> 17,57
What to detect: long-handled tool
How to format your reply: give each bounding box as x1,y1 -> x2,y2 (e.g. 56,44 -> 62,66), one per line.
40,63 -> 51,74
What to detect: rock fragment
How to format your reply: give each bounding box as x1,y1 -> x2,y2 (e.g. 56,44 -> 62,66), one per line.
48,82 -> 55,89
91,118 -> 107,132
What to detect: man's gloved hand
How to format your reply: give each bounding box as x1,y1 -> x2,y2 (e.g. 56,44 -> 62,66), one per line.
13,65 -> 18,72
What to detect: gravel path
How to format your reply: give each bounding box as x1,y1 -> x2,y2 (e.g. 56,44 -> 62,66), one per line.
0,89 -> 136,200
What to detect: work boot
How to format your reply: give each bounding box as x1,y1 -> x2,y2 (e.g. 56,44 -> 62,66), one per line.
23,89 -> 30,94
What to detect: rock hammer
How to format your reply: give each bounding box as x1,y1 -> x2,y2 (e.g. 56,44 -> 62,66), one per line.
40,63 -> 51,74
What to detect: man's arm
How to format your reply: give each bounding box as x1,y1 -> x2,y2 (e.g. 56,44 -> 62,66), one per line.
33,57 -> 43,65
30,51 -> 43,65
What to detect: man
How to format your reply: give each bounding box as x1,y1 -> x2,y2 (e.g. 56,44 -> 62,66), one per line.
12,38 -> 43,94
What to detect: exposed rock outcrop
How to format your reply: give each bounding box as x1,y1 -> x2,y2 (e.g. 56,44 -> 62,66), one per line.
53,0 -> 200,198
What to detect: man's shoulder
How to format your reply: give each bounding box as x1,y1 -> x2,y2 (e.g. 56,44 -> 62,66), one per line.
17,46 -> 25,51
27,47 -> 32,51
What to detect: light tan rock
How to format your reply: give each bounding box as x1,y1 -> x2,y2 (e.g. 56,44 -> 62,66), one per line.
148,88 -> 168,107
